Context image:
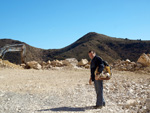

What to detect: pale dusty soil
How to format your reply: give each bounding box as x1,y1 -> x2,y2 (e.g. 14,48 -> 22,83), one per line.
0,68 -> 150,113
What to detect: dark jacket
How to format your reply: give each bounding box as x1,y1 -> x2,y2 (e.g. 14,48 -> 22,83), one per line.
90,55 -> 104,81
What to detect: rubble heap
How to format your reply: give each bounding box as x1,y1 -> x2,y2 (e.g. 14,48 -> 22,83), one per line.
25,58 -> 90,70
112,59 -> 143,71
113,53 -> 150,72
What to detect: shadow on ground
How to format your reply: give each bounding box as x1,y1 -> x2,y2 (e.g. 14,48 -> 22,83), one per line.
37,106 -> 92,112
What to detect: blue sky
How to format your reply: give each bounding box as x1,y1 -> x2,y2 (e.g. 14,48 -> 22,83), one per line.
0,0 -> 150,49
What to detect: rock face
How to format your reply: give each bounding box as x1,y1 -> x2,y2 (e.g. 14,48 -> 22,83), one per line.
78,59 -> 88,66
137,53 -> 150,66
26,61 -> 42,70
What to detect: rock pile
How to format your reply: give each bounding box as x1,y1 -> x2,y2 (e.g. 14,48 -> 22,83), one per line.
24,58 -> 90,70
112,59 -> 143,71
65,58 -> 78,68
113,53 -> 150,72
25,60 -> 65,70
0,58 -> 90,70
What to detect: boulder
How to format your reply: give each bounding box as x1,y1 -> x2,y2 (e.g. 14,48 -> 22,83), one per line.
125,59 -> 131,63
136,62 -> 143,67
26,61 -> 41,70
147,54 -> 150,57
137,53 -> 150,66
41,61 -> 51,69
65,58 -> 78,67
47,60 -> 51,64
51,60 -> 63,67
78,59 -> 88,66
41,61 -> 46,66
135,63 -> 143,70
20,63 -> 26,68
61,60 -> 72,67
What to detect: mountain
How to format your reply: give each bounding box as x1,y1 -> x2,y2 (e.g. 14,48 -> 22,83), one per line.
0,32 -> 150,64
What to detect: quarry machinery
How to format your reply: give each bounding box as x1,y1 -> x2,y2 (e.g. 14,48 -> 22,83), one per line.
0,44 -> 26,63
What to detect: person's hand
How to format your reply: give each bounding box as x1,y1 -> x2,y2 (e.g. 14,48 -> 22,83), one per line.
89,78 -> 92,85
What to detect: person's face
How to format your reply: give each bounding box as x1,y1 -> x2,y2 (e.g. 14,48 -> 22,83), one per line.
88,52 -> 95,59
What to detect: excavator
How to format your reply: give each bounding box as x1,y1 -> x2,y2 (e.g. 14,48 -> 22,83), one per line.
0,44 -> 26,63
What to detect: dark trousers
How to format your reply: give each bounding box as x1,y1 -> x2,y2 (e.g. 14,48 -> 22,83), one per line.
94,80 -> 105,106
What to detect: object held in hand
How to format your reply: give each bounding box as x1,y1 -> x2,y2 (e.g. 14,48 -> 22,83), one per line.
95,66 -> 112,80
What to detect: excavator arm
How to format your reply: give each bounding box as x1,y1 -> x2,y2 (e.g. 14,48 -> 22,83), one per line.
0,44 -> 26,63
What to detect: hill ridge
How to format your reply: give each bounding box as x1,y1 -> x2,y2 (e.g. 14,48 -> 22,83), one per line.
0,32 -> 150,64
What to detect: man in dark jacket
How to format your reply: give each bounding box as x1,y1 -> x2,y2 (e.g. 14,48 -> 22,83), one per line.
88,50 -> 105,109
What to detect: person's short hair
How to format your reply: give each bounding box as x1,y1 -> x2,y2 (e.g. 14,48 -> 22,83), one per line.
88,50 -> 95,54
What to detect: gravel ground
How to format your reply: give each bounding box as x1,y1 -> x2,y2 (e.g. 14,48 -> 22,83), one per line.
0,68 -> 149,113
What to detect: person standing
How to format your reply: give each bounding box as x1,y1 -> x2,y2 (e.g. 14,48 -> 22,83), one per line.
88,50 -> 105,109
